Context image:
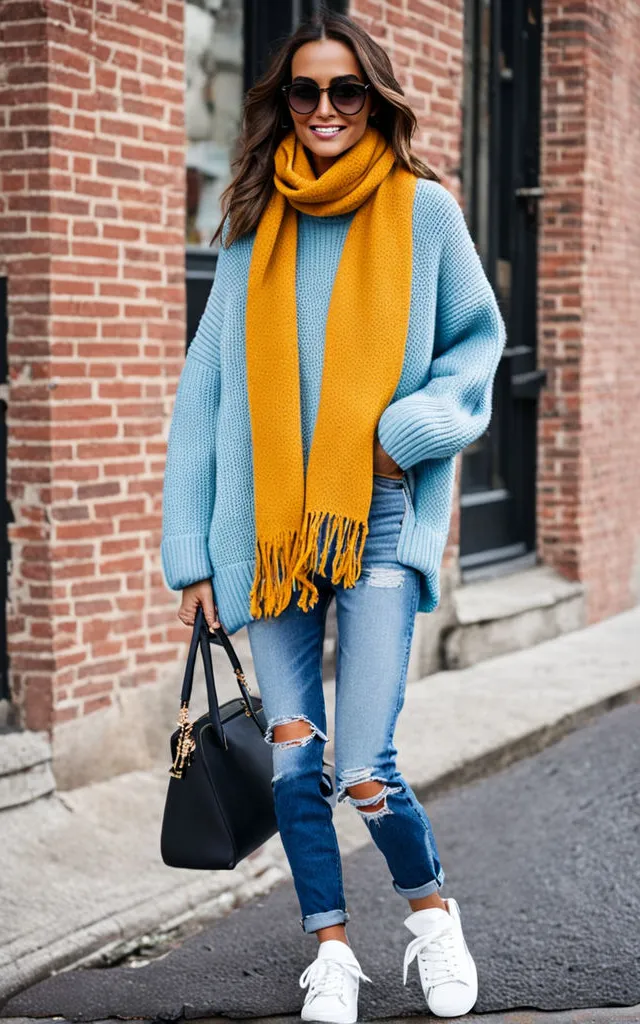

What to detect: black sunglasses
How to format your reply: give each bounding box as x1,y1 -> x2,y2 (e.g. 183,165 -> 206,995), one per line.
282,81 -> 371,116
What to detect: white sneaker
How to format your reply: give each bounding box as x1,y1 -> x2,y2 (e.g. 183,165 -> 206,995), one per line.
299,938 -> 371,1023
402,897 -> 478,1017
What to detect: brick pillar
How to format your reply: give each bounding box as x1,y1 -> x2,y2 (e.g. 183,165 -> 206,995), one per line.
538,7 -> 587,589
350,0 -> 464,183
350,0 -> 465,580
0,1 -> 187,769
1,0 -> 53,731
539,2 -> 640,622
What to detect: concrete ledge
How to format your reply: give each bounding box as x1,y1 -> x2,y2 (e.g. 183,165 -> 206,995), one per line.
444,565 -> 586,669
0,701 -> 17,730
0,731 -> 55,811
454,564 -> 584,624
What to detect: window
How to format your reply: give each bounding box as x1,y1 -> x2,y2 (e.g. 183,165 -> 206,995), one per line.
185,0 -> 351,349
185,0 -> 349,251
185,0 -> 244,251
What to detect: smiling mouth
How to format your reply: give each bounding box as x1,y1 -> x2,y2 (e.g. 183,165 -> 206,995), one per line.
309,125 -> 346,137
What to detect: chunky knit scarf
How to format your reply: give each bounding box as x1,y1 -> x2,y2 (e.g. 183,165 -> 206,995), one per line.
246,124 -> 417,620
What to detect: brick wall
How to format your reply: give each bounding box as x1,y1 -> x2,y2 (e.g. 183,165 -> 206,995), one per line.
350,0 -> 465,576
0,0 -> 187,735
580,0 -> 640,619
351,0 -> 463,185
539,1 -> 640,621
538,5 -> 587,586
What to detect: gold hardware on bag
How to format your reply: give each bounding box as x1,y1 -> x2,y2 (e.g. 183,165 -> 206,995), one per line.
235,667 -> 252,692
169,701 -> 196,779
235,668 -> 256,715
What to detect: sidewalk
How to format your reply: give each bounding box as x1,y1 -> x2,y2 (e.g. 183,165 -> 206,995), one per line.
1,606 -> 639,1007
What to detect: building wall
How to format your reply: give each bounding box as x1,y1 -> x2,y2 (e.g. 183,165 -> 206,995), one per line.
0,0 -> 187,772
539,1 -> 640,621
3,0 -> 639,783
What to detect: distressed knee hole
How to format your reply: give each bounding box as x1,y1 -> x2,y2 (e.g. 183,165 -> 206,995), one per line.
273,720 -> 312,746
338,770 -> 403,823
347,780 -> 387,813
265,715 -> 328,748
362,567 -> 406,588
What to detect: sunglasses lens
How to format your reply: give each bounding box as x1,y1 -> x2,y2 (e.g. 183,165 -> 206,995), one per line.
287,83 -> 319,114
331,84 -> 366,114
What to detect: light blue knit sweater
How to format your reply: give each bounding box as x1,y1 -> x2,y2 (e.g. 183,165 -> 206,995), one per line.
161,179 -> 506,635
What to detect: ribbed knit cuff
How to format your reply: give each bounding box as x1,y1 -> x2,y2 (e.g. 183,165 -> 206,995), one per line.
377,395 -> 460,469
161,534 -> 213,591
377,400 -> 420,470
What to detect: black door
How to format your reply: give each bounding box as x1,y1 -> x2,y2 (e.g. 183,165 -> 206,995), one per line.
186,0 -> 348,347
459,0 -> 546,576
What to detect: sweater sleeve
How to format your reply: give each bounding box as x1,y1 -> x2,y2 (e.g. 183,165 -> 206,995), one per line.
376,187 -> 506,470
160,224 -> 231,591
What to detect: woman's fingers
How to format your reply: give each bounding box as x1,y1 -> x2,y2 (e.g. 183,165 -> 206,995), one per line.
178,581 -> 221,631
177,600 -> 196,626
201,587 -> 220,632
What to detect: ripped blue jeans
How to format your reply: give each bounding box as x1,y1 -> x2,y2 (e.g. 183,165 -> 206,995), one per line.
246,473 -> 445,934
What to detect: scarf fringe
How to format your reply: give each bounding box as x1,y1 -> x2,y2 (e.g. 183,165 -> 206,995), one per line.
248,528 -> 299,620
249,511 -> 370,619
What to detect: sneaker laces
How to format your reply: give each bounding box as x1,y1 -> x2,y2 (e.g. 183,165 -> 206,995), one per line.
403,920 -> 463,988
299,956 -> 372,1004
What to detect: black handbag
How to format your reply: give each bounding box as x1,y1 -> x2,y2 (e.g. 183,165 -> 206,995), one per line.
160,604 -> 278,870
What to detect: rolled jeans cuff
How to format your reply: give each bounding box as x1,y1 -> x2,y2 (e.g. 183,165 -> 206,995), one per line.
393,867 -> 445,899
301,909 -> 350,933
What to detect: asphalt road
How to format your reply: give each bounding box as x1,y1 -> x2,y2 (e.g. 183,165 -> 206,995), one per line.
4,1011 -> 640,1024
2,703 -> 639,1022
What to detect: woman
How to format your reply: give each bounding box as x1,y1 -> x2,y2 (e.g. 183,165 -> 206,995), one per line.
162,10 -> 505,1023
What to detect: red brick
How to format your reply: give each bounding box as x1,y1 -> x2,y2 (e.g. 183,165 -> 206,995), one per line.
538,0 -> 640,622
2,0 -> 185,734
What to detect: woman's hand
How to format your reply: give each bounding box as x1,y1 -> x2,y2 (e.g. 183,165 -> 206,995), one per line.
178,580 -> 223,633
373,429 -> 403,478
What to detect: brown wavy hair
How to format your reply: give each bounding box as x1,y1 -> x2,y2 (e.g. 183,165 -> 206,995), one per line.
211,7 -> 440,249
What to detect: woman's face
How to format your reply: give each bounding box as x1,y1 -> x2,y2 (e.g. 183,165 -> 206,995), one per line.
287,38 -> 377,177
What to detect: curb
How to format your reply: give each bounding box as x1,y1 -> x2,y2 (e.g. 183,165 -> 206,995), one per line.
411,681 -> 640,805
0,857 -> 286,1007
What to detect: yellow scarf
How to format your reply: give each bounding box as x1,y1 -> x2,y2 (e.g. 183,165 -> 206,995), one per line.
246,124 -> 417,619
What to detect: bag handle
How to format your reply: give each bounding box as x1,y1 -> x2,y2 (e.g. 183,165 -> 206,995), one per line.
169,603 -> 264,778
